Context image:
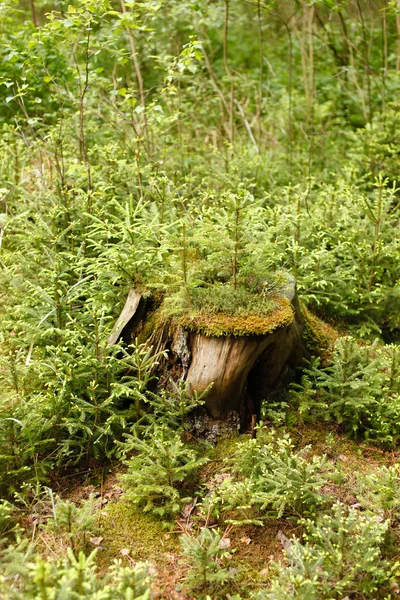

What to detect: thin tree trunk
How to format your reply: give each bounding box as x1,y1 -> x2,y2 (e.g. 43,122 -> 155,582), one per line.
382,2 -> 387,112
119,0 -> 147,138
257,0 -> 263,146
338,10 -> 368,122
308,4 -> 315,117
356,0 -> 372,121
224,0 -> 234,144
30,0 -> 38,27
396,1 -> 400,71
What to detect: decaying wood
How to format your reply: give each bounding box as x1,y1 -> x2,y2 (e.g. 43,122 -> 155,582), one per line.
186,322 -> 307,420
114,276 -> 310,427
107,288 -> 142,346
185,277 -> 309,420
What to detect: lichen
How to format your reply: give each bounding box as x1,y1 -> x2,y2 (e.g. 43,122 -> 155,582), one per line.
176,298 -> 294,337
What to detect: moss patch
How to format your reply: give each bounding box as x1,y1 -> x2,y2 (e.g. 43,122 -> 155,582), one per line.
228,521 -> 295,592
301,305 -> 340,361
98,498 -> 179,567
177,298 -> 294,337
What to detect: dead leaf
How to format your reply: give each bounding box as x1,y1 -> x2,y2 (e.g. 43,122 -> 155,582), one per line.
181,498 -> 197,520
89,536 -> 104,546
219,537 -> 231,549
277,530 -> 292,551
240,536 -> 252,545
390,582 -> 400,595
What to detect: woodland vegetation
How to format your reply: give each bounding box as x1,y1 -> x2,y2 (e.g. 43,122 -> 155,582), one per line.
0,0 -> 400,598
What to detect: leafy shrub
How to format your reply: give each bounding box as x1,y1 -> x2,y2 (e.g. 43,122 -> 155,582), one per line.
258,503 -> 392,600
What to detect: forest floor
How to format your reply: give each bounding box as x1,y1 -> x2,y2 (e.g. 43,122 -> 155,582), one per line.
40,423 -> 400,599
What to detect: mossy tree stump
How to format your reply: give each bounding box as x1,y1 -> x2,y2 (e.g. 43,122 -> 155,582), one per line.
183,278 -> 309,420
109,275 -> 310,426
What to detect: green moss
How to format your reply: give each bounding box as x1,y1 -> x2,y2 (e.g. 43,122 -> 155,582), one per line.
177,298 -> 294,337
98,498 -> 178,568
135,310 -> 160,344
301,305 -> 339,361
188,284 -> 277,315
208,433 -> 242,461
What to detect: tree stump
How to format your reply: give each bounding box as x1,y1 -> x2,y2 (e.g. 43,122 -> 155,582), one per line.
110,274 -> 310,427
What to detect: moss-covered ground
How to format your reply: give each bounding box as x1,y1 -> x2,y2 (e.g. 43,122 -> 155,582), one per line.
33,423 -> 400,599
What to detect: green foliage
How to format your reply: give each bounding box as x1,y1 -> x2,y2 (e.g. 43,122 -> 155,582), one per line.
121,427 -> 208,519
147,380 -> 206,432
0,547 -> 154,599
357,465 -> 400,523
292,337 -> 400,446
1,0 -> 400,594
180,527 -> 235,598
43,493 -> 99,554
0,337 -> 161,493
259,504 -> 392,600
0,500 -> 17,537
233,430 -> 330,519
351,103 -> 400,184
200,429 -> 331,524
188,285 -> 277,317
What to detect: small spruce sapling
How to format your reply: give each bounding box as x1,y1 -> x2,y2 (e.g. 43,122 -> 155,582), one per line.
43,493 -> 99,555
122,427 -> 208,519
180,527 -> 235,597
263,503 -> 392,600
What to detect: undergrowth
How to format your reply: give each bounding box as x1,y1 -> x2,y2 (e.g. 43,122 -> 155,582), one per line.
0,0 -> 399,598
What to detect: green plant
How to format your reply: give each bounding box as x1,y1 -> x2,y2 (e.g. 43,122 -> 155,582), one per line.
258,503 -> 392,600
148,380 -> 207,433
292,337 -> 400,446
180,527 -> 235,598
188,285 -> 277,316
2,0 -> 400,594
0,500 -> 17,537
43,493 -> 99,555
0,547 -> 155,599
357,465 -> 400,523
233,429 -> 330,519
199,428 -> 330,526
121,427 -> 208,519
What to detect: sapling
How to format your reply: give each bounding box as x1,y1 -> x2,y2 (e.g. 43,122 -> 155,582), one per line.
43,494 -> 99,555
291,337 -> 400,446
262,503 -> 392,600
122,427 -> 208,519
180,527 -> 235,597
